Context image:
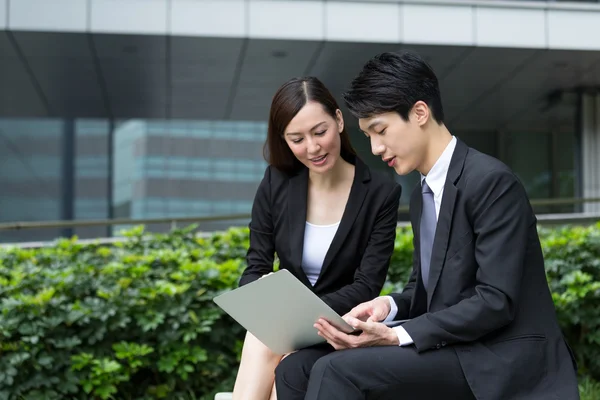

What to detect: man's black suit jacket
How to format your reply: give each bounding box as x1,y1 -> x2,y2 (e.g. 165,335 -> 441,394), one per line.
239,156 -> 402,316
392,139 -> 579,400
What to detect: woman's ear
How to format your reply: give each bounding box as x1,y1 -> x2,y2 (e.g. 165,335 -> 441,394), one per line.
336,109 -> 344,133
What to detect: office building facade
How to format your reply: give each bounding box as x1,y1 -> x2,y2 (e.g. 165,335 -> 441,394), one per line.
1,0 -> 600,242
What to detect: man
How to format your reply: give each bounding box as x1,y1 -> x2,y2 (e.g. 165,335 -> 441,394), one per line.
274,52 -> 580,400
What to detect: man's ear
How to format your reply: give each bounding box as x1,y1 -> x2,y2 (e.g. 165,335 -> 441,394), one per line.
412,101 -> 430,127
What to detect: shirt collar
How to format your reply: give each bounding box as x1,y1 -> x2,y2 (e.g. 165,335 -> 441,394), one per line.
421,136 -> 457,196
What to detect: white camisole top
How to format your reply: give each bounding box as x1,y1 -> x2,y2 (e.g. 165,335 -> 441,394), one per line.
301,220 -> 340,286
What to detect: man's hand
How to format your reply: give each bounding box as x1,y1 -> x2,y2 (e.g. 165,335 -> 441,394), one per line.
314,317 -> 399,350
344,297 -> 391,323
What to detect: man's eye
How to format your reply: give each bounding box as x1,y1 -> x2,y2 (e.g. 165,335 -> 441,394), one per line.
377,129 -> 386,135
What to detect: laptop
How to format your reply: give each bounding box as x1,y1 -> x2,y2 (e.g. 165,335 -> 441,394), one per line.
213,269 -> 357,354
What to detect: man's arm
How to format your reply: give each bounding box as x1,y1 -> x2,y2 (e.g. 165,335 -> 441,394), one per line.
399,169 -> 534,352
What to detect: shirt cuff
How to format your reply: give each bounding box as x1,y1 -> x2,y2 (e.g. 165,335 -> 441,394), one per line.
393,326 -> 414,346
382,296 -> 398,322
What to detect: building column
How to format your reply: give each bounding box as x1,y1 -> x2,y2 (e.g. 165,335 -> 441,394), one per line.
580,93 -> 600,213
61,119 -> 75,238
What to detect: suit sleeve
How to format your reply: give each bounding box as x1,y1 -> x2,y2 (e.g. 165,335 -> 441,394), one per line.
320,183 -> 402,315
400,169 -> 534,352
239,167 -> 275,286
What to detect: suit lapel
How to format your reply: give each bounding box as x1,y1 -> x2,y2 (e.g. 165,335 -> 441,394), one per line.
317,158 -> 370,283
410,182 -> 422,259
426,139 -> 468,308
288,168 -> 313,287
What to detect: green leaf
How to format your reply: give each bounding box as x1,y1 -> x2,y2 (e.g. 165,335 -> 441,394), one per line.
83,382 -> 93,394
38,355 -> 53,367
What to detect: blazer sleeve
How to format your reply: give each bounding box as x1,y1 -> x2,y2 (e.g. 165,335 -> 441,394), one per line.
320,183 -> 402,315
239,167 -> 275,286
400,169 -> 534,352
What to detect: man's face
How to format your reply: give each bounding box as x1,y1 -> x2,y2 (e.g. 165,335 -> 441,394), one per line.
358,106 -> 428,176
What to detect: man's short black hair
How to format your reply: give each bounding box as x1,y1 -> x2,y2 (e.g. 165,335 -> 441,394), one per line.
343,51 -> 445,124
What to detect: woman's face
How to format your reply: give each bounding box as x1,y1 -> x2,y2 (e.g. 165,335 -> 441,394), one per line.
283,101 -> 344,174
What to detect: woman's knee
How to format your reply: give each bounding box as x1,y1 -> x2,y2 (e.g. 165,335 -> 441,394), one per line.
242,331 -> 279,359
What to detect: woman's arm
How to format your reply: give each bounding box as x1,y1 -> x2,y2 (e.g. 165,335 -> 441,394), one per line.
320,183 -> 402,315
239,167 -> 275,286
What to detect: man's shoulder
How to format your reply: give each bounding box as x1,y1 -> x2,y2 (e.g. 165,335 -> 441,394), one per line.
463,147 -> 514,181
460,147 -> 530,203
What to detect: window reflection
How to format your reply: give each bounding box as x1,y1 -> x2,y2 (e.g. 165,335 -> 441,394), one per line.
0,117 -> 578,243
112,119 -> 267,226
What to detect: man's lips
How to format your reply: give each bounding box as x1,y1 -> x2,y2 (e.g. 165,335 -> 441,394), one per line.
383,157 -> 396,167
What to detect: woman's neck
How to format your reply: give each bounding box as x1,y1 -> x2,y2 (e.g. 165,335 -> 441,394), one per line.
309,157 -> 354,190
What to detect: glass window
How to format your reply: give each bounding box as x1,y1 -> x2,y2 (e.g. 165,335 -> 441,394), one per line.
0,119 -> 63,242
112,118 -> 267,229
0,114 -> 577,244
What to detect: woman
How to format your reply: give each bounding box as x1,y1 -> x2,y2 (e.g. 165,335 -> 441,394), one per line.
233,77 -> 402,400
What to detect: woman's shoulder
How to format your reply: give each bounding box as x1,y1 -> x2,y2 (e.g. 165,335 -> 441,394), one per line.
358,159 -> 400,191
259,164 -> 298,185
256,165 -> 300,200
356,161 -> 401,208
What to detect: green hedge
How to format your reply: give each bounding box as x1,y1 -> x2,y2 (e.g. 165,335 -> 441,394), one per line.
0,222 -> 599,399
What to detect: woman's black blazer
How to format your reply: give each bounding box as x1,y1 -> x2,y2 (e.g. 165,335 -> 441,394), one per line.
239,156 -> 402,315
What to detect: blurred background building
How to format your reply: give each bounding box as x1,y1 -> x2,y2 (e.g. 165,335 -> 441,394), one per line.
1,0 -> 600,243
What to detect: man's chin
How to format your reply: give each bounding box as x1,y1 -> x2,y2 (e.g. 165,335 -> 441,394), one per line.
393,163 -> 411,176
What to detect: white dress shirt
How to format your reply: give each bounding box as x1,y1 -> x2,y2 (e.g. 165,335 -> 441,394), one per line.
383,136 -> 457,346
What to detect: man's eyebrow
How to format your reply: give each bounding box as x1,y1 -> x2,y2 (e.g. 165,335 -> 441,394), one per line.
367,120 -> 382,131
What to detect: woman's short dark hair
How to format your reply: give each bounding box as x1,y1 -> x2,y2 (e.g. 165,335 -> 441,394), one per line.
264,77 -> 356,175
343,51 -> 445,124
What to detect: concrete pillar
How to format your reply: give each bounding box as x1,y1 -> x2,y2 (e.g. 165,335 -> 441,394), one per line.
580,93 -> 600,213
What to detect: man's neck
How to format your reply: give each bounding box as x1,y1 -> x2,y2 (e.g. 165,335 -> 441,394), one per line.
419,124 -> 453,176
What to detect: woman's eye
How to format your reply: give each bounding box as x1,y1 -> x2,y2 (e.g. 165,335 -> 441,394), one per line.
292,138 -> 303,144
315,131 -> 326,136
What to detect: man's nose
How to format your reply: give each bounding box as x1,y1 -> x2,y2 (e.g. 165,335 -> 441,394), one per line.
370,137 -> 384,156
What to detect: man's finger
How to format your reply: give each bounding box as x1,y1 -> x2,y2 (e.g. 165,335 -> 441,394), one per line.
366,314 -> 384,323
316,325 -> 347,349
316,319 -> 353,347
315,321 -> 340,343
317,319 -> 346,339
346,317 -> 378,333
346,304 -> 371,320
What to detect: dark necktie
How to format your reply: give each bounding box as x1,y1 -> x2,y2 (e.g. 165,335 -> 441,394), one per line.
420,181 -> 437,290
